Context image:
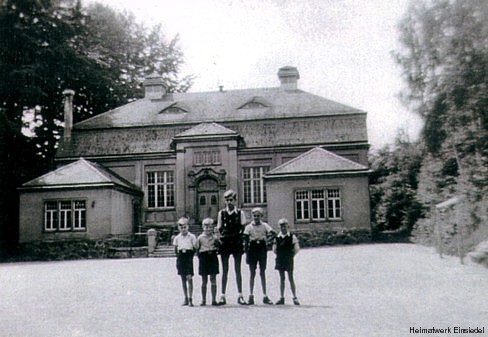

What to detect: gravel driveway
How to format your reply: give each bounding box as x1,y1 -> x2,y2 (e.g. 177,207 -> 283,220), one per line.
0,243 -> 486,337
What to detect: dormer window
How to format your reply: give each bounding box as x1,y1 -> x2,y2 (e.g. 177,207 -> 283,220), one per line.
238,96 -> 270,110
159,103 -> 188,114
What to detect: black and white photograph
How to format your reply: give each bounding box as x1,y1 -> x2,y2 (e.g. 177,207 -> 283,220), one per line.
0,0 -> 486,336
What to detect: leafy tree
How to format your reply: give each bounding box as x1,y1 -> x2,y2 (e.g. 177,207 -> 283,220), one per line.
0,0 -> 192,251
394,0 -> 488,253
369,132 -> 425,234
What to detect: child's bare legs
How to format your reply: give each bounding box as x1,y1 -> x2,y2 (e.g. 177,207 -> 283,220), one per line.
259,267 -> 267,295
187,275 -> 193,301
210,274 -> 217,304
220,253 -> 244,303
249,266 -> 256,296
181,275 -> 193,305
279,270 -> 286,298
287,271 -> 297,298
220,253 -> 230,295
234,254 -> 243,293
201,275 -> 208,305
180,275 -> 188,300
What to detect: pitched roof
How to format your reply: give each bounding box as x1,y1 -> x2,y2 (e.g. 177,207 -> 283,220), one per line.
21,158 -> 141,192
266,147 -> 369,178
74,87 -> 365,129
175,122 -> 237,138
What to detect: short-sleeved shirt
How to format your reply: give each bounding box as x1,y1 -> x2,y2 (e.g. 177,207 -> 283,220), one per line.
196,233 -> 219,253
173,232 -> 196,252
243,221 -> 274,241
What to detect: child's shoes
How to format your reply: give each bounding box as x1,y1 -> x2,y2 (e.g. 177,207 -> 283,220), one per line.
247,295 -> 255,305
182,297 -> 189,306
237,296 -> 247,305
218,295 -> 226,305
263,296 -> 273,305
293,297 -> 300,305
188,298 -> 194,307
275,297 -> 285,305
211,301 -> 220,306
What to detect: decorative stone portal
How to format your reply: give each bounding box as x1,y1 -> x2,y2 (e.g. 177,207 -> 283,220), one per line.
188,167 -> 227,224
197,178 -> 219,223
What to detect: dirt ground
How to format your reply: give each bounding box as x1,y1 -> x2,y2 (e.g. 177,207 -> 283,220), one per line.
0,243 -> 486,337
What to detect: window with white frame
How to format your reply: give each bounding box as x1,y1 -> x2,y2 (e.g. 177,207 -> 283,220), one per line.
73,200 -> 86,229
295,191 -> 309,221
44,200 -> 86,231
147,171 -> 175,208
242,166 -> 269,204
327,189 -> 341,219
295,188 -> 342,221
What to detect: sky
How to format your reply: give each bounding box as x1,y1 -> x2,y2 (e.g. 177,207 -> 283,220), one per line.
90,0 -> 423,150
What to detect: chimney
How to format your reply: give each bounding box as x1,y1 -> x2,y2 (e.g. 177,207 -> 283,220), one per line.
277,66 -> 300,91
62,89 -> 75,140
143,73 -> 166,99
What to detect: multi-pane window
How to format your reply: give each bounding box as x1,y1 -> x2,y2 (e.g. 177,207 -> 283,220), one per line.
243,167 -> 269,204
295,191 -> 309,221
311,190 -> 326,220
147,171 -> 175,208
194,150 -> 221,166
44,200 -> 86,231
73,201 -> 86,229
44,201 -> 58,231
295,188 -> 342,221
59,201 -> 72,230
327,189 -> 341,219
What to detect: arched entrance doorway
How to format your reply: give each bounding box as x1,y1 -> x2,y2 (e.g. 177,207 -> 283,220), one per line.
197,178 -> 219,223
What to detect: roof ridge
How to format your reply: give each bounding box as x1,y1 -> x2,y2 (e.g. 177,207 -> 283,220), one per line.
267,146 -> 368,175
79,158 -> 112,183
22,159 -> 85,186
315,147 -> 368,170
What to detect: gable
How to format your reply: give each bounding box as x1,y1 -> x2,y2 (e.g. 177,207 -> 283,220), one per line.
175,122 -> 237,138
159,102 -> 188,114
267,147 -> 369,178
21,158 -> 141,193
237,96 -> 271,109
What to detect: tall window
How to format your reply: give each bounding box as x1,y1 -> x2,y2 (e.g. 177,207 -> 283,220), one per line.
44,200 -> 86,231
311,190 -> 326,220
295,191 -> 309,221
44,201 -> 58,231
327,189 -> 341,219
295,188 -> 342,221
73,201 -> 86,229
242,167 -> 269,204
147,171 -> 175,208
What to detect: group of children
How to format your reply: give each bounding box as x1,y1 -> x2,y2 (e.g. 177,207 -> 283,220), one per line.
172,189 -> 300,307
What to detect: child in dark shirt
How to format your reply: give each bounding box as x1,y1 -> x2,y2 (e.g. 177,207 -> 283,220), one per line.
273,218 -> 300,305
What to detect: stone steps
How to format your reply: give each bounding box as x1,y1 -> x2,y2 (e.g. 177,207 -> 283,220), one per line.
148,245 -> 176,258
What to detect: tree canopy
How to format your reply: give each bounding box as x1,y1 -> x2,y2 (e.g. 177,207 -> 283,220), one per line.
0,0 -> 193,161
0,0 -> 193,250
392,0 -> 488,252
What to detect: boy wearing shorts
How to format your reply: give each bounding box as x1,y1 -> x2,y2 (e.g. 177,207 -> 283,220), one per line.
196,218 -> 221,306
273,218 -> 300,305
216,189 -> 247,305
172,217 -> 197,306
243,207 -> 276,305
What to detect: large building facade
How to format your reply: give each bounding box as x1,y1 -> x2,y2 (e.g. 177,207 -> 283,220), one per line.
19,66 -> 371,242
